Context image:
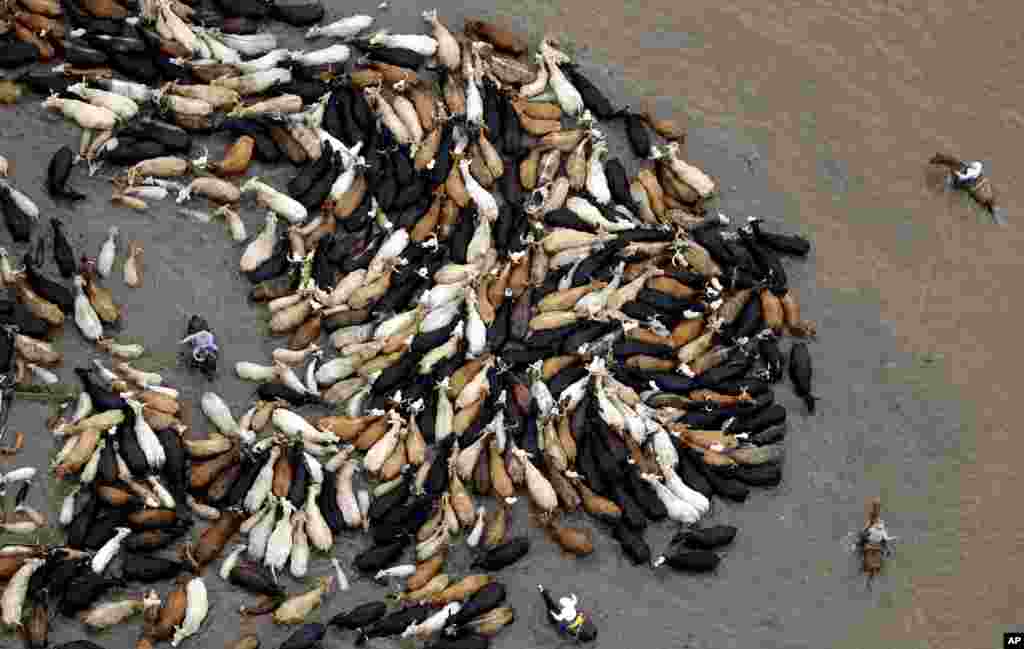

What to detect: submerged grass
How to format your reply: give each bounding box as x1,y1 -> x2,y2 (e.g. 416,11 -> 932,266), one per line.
877,354 -> 948,403
0,524 -> 63,548
253,303 -> 273,337
106,334 -> 182,373
130,352 -> 182,374
13,383 -> 78,404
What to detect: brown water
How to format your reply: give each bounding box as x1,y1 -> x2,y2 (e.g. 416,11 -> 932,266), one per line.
499,1 -> 1022,646
0,2 -> 1018,649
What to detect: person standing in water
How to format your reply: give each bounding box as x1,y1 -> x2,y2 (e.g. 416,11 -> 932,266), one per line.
858,498 -> 895,587
538,584 -> 597,642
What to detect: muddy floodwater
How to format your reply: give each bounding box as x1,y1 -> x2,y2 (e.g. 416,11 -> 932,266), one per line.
1,1 -> 1018,648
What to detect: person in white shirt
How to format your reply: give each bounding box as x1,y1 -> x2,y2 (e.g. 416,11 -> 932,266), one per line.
859,499 -> 895,586
538,584 -> 597,642
862,519 -> 894,546
551,593 -> 578,623
953,160 -> 983,187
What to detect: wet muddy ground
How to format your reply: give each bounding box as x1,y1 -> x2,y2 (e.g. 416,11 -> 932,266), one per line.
1,1 -> 1016,648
